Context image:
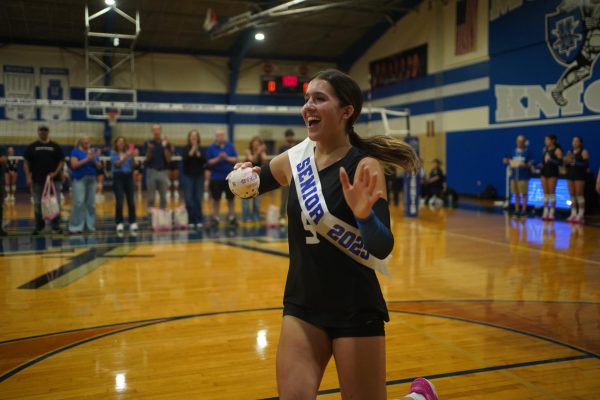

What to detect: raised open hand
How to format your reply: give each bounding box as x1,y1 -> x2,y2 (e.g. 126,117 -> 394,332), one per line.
339,163 -> 383,220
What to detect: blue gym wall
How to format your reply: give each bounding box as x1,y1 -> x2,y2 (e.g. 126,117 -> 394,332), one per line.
353,0 -> 599,198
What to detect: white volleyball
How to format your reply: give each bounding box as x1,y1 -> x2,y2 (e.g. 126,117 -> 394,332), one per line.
227,167 -> 260,199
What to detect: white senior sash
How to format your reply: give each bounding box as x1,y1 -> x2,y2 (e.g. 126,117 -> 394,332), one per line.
288,138 -> 390,276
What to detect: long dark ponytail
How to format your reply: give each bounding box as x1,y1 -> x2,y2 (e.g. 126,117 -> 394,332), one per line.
312,69 -> 420,172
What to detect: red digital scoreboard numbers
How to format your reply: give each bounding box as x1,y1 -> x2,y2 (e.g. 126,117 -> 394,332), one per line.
262,75 -> 308,95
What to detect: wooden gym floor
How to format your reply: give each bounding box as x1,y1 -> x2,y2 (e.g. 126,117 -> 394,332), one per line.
0,191 -> 599,399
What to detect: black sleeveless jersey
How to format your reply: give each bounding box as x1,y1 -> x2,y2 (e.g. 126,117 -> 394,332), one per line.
284,146 -> 389,328
541,146 -> 560,177
566,148 -> 588,180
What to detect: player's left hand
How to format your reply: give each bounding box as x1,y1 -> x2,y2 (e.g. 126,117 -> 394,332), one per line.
340,164 -> 383,220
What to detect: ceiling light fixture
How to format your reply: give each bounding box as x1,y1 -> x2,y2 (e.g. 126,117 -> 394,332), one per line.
255,32 -> 265,41
105,0 -> 116,6
113,37 -> 120,46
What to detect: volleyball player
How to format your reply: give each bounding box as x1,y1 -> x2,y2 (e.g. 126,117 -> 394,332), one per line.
565,136 -> 590,223
540,135 -> 563,220
232,70 -> 437,400
4,147 -> 18,202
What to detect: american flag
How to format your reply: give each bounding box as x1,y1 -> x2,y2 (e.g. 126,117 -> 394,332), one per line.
455,0 -> 478,55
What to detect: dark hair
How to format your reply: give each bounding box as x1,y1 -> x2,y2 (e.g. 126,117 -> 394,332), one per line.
187,129 -> 201,147
311,69 -> 419,171
248,135 -> 264,152
113,136 -> 128,151
573,135 -> 583,145
284,129 -> 295,137
545,134 -> 561,149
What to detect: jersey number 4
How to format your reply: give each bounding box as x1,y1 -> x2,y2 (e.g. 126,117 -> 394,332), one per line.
302,216 -> 320,244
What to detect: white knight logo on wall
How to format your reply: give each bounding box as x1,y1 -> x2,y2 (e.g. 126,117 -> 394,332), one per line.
491,0 -> 600,123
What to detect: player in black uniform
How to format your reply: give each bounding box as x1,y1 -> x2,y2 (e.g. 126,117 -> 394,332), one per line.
232,70 -> 438,400
539,135 -> 563,220
5,147 -> 18,203
565,136 -> 590,223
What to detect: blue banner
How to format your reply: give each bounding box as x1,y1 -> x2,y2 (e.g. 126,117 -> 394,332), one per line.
489,0 -> 600,125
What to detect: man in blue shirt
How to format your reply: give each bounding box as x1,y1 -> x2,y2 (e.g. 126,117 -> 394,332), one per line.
206,129 -> 238,226
144,124 -> 171,211
503,135 -> 533,220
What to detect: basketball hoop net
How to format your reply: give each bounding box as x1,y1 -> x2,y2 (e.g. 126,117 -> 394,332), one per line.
107,111 -> 119,127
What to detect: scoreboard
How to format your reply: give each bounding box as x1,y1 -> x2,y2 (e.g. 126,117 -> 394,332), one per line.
261,75 -> 309,95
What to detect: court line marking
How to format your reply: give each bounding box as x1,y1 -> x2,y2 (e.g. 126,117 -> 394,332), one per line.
17,245 -> 143,289
391,309 -> 599,358
418,225 -> 600,266
388,299 -> 600,305
1,306 -> 598,385
256,354 -> 593,399
213,239 -> 289,258
394,314 -> 561,400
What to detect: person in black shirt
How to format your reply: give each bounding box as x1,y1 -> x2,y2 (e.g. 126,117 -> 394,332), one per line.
421,159 -> 445,205
23,126 -> 65,234
565,136 -> 590,223
231,70 -> 436,400
144,124 -> 171,211
0,145 -> 7,236
539,134 -> 563,220
181,130 -> 207,229
277,129 -> 297,224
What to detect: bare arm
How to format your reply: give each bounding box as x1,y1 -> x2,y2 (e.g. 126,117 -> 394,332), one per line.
24,160 -> 32,185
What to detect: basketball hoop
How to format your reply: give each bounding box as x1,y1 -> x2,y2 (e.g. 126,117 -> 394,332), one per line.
107,111 -> 119,127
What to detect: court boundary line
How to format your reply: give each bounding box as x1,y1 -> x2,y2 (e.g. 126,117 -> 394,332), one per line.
387,299 -> 600,305
2,306 -> 598,385
259,354 -> 593,399
390,309 -> 599,358
418,225 -> 600,266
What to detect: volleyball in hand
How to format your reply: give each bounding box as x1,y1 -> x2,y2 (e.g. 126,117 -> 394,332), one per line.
227,167 -> 260,199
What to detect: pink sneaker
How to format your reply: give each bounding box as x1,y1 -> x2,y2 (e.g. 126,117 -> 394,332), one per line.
408,378 -> 439,400
573,215 -> 584,224
566,215 -> 576,222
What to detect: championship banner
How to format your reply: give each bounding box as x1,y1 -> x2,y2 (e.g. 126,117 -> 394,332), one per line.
3,65 -> 35,121
40,67 -> 70,121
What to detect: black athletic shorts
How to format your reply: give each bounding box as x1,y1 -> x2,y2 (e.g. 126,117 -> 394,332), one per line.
210,179 -> 234,201
541,165 -> 559,178
283,307 -> 385,339
567,168 -> 586,181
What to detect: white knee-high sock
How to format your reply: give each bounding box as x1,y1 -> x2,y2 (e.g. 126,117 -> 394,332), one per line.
577,196 -> 585,216
570,198 -> 578,216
